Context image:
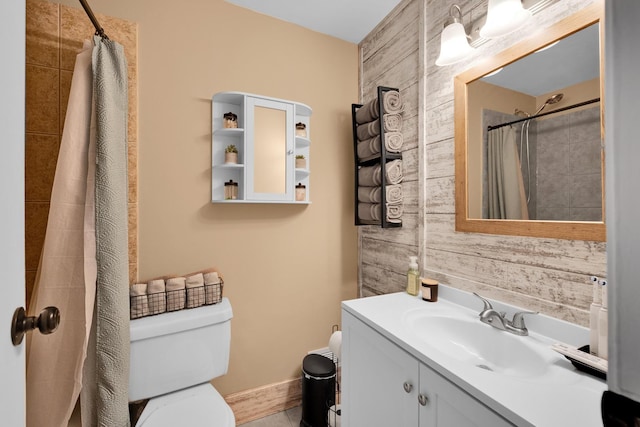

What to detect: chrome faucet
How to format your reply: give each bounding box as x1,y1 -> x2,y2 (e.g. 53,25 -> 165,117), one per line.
473,293 -> 538,336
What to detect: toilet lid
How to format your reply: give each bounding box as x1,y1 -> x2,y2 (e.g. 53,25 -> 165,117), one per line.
136,384 -> 235,427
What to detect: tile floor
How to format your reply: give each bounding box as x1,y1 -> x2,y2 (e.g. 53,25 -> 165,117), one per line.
238,405 -> 302,427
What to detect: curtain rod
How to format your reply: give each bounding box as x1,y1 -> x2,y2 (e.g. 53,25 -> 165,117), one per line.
487,97 -> 600,131
78,0 -> 109,40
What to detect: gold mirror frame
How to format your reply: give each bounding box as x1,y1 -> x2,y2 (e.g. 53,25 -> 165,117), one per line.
454,2 -> 605,242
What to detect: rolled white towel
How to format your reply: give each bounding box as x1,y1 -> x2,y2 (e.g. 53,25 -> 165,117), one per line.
356,120 -> 380,141
130,283 -> 149,319
355,99 -> 380,124
356,136 -> 381,160
386,184 -> 403,205
358,164 -> 381,186
203,271 -> 222,304
186,273 -> 205,309
383,90 -> 403,114
384,132 -> 403,153
386,203 -> 403,223
358,203 -> 381,222
354,91 -> 403,124
383,114 -> 403,132
165,277 -> 186,312
358,186 -> 381,204
385,159 -> 403,185
147,279 -> 166,315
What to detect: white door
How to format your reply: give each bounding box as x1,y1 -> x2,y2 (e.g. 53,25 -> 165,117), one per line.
1,0 -> 27,425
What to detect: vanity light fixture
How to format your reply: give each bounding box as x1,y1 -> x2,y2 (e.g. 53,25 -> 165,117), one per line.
435,5 -> 475,67
480,0 -> 532,39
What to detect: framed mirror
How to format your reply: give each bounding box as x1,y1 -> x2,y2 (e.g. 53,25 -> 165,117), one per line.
454,3 -> 605,241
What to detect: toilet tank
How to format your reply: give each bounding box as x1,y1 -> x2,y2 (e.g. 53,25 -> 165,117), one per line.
129,298 -> 232,402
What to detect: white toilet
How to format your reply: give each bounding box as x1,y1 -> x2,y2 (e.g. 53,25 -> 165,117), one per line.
129,298 -> 235,426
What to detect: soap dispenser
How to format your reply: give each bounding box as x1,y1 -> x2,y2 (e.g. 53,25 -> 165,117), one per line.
407,256 -> 420,296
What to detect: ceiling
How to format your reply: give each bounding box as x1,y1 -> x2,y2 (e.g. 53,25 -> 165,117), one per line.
224,0 -> 403,44
481,23 -> 600,97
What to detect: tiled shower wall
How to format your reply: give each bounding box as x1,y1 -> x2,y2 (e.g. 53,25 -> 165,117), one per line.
359,0 -> 605,326
536,107 -> 602,221
24,0 -> 138,307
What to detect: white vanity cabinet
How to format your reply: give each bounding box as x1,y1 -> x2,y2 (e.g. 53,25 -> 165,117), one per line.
342,310 -> 513,427
211,92 -> 311,203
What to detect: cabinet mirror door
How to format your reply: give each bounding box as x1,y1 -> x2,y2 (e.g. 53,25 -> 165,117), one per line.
246,97 -> 294,201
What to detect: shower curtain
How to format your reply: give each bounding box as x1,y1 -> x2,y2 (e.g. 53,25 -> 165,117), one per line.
26,36 -> 130,427
487,126 -> 530,220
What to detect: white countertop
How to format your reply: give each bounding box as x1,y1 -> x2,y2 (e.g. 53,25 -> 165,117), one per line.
342,287 -> 607,427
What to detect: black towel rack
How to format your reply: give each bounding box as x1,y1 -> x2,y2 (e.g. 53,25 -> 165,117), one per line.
352,86 -> 403,228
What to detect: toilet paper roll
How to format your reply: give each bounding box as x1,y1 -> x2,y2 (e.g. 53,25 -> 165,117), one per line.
329,331 -> 342,359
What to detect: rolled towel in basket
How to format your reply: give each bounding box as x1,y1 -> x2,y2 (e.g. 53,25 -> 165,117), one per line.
385,159 -> 403,185
358,203 -> 381,222
383,90 -> 403,114
386,184 -> 403,205
147,279 -> 166,315
355,99 -> 380,124
383,113 -> 403,132
186,273 -> 205,309
358,186 -> 382,204
356,120 -> 380,141
386,203 -> 403,223
384,132 -> 403,153
356,135 -> 381,160
203,271 -> 222,304
130,283 -> 149,319
358,164 -> 381,186
165,277 -> 186,311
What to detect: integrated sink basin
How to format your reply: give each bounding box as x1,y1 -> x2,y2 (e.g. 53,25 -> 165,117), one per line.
403,308 -> 552,377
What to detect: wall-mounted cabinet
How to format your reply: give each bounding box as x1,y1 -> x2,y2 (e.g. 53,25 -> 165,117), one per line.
212,92 -> 311,204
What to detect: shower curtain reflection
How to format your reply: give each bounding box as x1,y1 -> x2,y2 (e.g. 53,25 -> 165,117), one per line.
487,126 -> 530,220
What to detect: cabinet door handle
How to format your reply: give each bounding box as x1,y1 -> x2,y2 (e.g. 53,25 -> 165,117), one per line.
418,394 -> 428,406
287,149 -> 294,155
403,382 -> 413,393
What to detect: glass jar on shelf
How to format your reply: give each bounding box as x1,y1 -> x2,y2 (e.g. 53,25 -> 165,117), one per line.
223,112 -> 238,129
224,180 -> 238,200
295,183 -> 306,201
296,122 -> 307,138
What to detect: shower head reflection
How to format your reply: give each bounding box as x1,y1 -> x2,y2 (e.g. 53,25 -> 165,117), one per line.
535,93 -> 564,115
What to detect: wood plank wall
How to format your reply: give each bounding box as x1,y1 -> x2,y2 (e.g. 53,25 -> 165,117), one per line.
358,0 -> 422,296
359,0 -> 605,326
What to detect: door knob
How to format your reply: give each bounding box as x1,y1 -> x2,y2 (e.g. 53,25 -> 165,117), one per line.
11,306 -> 60,346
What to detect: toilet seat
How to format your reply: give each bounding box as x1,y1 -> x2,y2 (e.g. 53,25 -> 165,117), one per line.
135,383 -> 235,427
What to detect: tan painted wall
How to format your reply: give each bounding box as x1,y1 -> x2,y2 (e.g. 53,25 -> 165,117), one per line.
53,0 -> 359,396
